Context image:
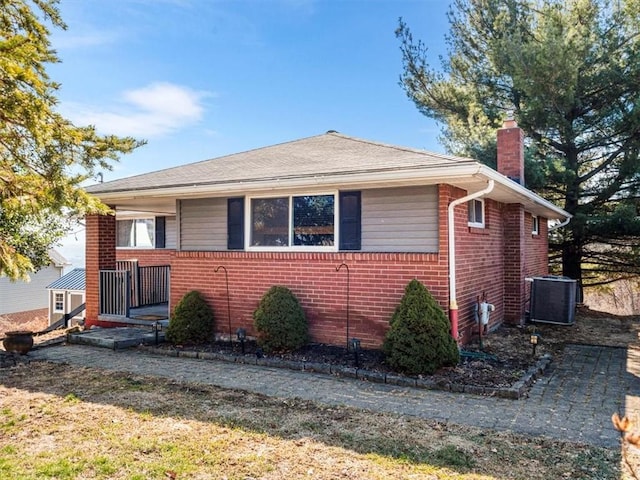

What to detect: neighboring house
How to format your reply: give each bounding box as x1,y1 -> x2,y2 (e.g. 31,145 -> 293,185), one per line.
46,268 -> 86,326
84,120 -> 571,347
0,249 -> 69,325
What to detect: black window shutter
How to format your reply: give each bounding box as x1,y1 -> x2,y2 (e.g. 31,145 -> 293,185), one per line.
227,197 -> 245,250
339,191 -> 361,250
155,216 -> 166,249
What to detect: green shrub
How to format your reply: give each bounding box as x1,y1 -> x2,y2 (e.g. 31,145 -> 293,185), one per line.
166,290 -> 214,344
253,285 -> 308,353
383,279 -> 459,375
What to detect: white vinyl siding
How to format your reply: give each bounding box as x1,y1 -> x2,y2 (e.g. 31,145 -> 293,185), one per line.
177,186 -> 438,253
179,198 -> 226,250
361,186 -> 438,252
0,265 -> 62,314
165,216 -> 177,249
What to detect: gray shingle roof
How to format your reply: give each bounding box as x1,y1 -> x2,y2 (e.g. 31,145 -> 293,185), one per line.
84,131 -> 570,221
47,268 -> 85,291
87,132 -> 475,195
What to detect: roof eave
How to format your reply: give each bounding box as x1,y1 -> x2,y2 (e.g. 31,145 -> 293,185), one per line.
93,163 -> 570,221
477,166 -> 571,221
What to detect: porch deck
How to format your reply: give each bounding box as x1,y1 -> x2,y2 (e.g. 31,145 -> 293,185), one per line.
98,303 -> 169,327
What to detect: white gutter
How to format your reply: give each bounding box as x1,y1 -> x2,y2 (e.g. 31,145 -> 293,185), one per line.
91,163 -> 570,221
447,179 -> 495,340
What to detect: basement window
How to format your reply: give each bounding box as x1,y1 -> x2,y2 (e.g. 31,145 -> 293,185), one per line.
467,199 -> 485,228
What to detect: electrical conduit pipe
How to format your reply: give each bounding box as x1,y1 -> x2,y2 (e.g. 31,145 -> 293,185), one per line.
447,179 -> 495,342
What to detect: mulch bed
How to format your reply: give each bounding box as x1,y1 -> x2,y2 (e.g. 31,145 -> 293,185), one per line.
154,323 -> 551,392
152,308 -> 639,394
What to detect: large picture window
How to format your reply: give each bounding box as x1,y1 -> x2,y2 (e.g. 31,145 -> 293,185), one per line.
250,194 -> 335,248
293,195 -> 335,246
251,197 -> 289,246
117,218 -> 155,248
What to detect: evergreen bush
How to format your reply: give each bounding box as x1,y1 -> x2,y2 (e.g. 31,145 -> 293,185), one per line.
253,285 -> 308,353
383,279 -> 459,375
166,290 -> 214,344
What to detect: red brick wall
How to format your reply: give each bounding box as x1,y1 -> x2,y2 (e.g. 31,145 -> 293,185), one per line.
116,249 -> 175,267
524,214 -> 549,277
454,197 -> 506,343
86,187 -> 552,347
497,123 -> 525,184
85,214 -> 116,326
440,186 -> 506,343
524,213 -> 550,310
502,204 -> 525,323
168,251 -> 444,349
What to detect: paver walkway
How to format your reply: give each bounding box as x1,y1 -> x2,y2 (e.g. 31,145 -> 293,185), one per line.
26,343 -> 639,448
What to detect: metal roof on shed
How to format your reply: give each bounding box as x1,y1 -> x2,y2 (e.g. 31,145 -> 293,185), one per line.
47,268 -> 85,291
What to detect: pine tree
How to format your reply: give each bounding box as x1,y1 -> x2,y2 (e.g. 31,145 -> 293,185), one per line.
166,291 -> 214,344
253,286 -> 308,353
398,0 -> 640,287
384,279 -> 459,375
0,0 -> 143,279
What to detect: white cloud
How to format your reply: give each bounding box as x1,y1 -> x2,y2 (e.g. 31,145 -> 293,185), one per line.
63,82 -> 210,138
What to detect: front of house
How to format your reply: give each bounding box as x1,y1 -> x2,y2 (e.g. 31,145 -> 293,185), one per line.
85,121 -> 570,347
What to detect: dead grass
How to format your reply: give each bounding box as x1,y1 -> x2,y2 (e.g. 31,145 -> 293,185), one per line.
0,362 -> 620,479
0,308 -> 636,478
0,315 -> 47,337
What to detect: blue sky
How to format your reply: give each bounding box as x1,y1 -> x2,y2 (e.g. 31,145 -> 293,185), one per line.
52,0 -> 452,266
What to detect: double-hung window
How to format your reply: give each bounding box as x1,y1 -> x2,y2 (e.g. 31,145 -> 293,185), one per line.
468,199 -> 485,228
250,194 -> 335,249
532,215 -> 540,235
117,218 -> 155,248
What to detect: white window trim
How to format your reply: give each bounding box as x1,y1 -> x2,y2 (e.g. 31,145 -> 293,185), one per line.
532,215 -> 540,235
467,198 -> 485,228
246,191 -> 339,252
53,291 -> 65,313
116,216 -> 156,249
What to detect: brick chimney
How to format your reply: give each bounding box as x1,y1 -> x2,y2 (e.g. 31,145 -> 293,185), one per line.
497,117 -> 525,185
498,116 -> 527,325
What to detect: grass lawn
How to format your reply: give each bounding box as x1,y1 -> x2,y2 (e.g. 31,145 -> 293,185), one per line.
0,362 -> 621,479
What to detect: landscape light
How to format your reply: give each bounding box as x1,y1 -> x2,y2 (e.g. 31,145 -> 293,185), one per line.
236,328 -> 247,354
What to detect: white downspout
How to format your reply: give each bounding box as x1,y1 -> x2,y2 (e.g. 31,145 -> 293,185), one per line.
549,216 -> 571,231
447,179 -> 495,341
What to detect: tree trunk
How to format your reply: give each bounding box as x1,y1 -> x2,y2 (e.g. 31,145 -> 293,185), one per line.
562,241 -> 582,282
562,239 -> 583,303
561,145 -> 582,290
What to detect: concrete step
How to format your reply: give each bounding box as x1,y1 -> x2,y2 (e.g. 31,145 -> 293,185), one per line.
68,327 -> 165,350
